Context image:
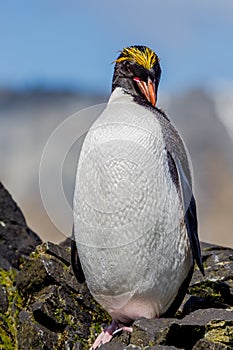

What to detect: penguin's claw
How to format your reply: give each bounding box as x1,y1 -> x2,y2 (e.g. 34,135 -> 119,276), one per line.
90,321 -> 132,349
112,326 -> 133,336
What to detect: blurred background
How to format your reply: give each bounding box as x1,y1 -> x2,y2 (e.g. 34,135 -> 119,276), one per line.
0,0 -> 232,246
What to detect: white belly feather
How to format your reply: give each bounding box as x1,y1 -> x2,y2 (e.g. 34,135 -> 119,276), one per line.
73,89 -> 192,320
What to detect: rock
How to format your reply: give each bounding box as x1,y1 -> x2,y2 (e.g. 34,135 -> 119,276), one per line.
130,318 -> 174,348
99,343 -> 125,350
17,310 -> 59,350
0,181 -> 233,349
0,182 -> 42,269
193,339 -> 232,349
146,346 -> 180,350
0,284 -> 8,313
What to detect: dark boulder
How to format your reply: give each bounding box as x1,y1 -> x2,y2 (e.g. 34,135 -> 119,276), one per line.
0,182 -> 42,270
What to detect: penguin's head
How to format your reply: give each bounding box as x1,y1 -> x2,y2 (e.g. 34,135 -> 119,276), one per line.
112,45 -> 161,107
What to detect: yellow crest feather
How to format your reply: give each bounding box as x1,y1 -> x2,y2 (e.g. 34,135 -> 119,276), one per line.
115,47 -> 158,70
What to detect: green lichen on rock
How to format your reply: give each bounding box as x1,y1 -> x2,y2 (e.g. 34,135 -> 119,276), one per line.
12,240 -> 111,349
188,280 -> 225,303
205,320 -> 233,347
0,268 -> 22,350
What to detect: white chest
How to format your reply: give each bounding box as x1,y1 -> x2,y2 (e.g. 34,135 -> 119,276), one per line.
73,91 -> 192,318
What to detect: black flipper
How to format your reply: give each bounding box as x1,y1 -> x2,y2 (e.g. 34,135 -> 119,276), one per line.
173,156 -> 205,276
71,229 -> 85,284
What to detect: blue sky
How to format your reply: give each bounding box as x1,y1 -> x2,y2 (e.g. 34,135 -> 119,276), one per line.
0,0 -> 233,94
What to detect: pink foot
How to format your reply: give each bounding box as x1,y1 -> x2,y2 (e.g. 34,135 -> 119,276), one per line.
91,321 -> 132,349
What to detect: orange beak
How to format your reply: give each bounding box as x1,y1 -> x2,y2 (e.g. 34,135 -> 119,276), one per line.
134,77 -> 156,106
